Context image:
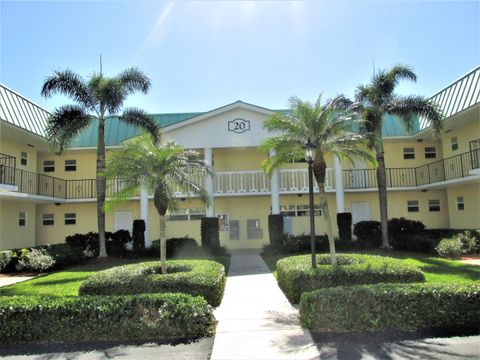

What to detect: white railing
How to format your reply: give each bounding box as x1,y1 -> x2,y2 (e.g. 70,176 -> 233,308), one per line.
214,170 -> 270,195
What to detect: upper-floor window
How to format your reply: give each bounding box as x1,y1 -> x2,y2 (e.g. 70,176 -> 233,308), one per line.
407,200 -> 419,212
451,137 -> 458,151
19,212 -> 26,227
43,160 -> 55,172
428,199 -> 441,212
42,213 -> 54,226
64,213 -> 76,225
424,147 -> 436,159
20,151 -> 28,166
403,148 -> 415,159
65,159 -> 77,172
456,196 -> 465,211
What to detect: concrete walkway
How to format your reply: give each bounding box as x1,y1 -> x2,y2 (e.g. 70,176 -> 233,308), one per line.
0,276 -> 34,288
211,250 -> 319,360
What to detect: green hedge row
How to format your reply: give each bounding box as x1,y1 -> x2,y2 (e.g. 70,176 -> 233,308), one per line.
300,283 -> 480,332
79,260 -> 226,307
277,254 -> 425,303
0,293 -> 215,345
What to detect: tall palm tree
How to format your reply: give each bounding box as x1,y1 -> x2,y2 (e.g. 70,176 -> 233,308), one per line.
41,68 -> 160,257
260,95 -> 374,266
104,133 -> 210,274
356,64 -> 443,249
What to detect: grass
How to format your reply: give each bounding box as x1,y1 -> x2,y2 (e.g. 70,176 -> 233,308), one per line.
261,251 -> 480,284
0,254 -> 230,297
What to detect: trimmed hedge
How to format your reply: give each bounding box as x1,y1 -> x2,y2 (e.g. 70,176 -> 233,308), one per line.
300,283 -> 480,333
79,260 -> 226,307
201,217 -> 220,249
277,254 -> 425,303
0,293 -> 215,345
268,214 -> 284,248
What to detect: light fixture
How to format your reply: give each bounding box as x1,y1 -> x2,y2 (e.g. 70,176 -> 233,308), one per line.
304,138 -> 316,163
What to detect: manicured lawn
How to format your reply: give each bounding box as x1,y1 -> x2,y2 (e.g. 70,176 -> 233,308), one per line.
0,255 -> 230,297
261,251 -> 480,284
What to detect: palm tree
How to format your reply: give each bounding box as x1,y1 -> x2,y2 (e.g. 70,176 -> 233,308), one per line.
41,68 -> 160,257
104,133 -> 210,274
356,64 -> 443,249
260,95 -> 374,266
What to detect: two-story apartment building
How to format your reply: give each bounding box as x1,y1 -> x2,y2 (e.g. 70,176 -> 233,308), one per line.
1,66 -> 479,251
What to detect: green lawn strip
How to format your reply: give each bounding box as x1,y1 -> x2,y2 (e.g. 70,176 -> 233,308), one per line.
0,255 -> 230,297
261,252 -> 480,284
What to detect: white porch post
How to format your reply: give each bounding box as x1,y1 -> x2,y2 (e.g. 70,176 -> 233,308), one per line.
140,183 -> 150,247
204,147 -> 215,217
270,150 -> 280,214
334,155 -> 345,213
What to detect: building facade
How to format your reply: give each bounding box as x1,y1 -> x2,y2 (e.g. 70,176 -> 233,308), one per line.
1,66 -> 479,251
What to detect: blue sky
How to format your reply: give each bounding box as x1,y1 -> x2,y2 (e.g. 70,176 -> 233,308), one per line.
1,1 -> 479,114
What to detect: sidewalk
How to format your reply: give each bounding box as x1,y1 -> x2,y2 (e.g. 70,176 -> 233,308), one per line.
0,275 -> 35,288
211,250 -> 319,360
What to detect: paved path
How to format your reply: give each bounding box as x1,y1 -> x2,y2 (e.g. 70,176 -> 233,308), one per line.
211,250 -> 319,360
0,276 -> 34,288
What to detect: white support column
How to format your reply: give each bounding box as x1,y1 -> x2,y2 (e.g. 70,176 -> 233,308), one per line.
334,155 -> 345,213
204,147 -> 215,217
140,183 -> 150,247
270,150 -> 280,214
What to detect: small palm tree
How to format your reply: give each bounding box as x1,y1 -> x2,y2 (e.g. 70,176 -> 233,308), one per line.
260,95 -> 374,266
41,68 -> 160,257
104,133 -> 210,274
356,64 -> 443,249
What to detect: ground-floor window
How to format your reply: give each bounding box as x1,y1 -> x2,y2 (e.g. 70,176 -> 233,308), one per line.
280,204 -> 321,217
428,199 -> 441,212
18,212 -> 26,226
247,219 -> 263,239
168,208 -> 206,221
64,213 -> 76,225
456,196 -> 465,211
42,213 -> 54,226
407,200 -> 419,212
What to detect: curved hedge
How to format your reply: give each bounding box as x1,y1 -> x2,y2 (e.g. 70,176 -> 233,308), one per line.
0,293 -> 215,345
277,254 -> 425,303
79,260 -> 226,307
300,283 -> 480,332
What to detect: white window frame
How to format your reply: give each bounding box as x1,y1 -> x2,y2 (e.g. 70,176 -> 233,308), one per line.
407,200 -> 419,212
456,196 -> 465,211
403,147 -> 415,160
65,159 -> 77,172
428,199 -> 441,212
424,147 -> 436,159
280,204 -> 322,217
42,213 -> 54,226
19,212 -> 26,227
451,137 -> 458,151
20,151 -> 28,166
64,213 -> 76,225
43,160 -> 55,172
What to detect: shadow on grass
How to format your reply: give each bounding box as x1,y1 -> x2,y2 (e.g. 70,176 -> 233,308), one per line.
410,257 -> 480,281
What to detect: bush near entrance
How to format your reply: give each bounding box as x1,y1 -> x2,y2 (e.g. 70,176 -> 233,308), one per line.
300,283 -> 480,333
0,293 -> 215,345
79,260 -> 226,306
277,254 -> 425,303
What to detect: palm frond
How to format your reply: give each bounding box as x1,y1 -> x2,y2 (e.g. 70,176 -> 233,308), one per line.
41,70 -> 94,109
115,67 -> 151,94
119,108 -> 161,144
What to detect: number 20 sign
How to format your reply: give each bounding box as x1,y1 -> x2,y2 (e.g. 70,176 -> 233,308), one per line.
228,118 -> 251,134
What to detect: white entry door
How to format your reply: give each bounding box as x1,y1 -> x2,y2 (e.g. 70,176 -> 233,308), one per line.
351,202 -> 370,238
114,211 -> 133,235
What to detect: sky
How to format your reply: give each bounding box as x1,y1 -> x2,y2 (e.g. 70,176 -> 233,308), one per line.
1,0 -> 479,114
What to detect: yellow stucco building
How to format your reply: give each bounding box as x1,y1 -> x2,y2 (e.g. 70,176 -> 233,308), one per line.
1,66 -> 479,250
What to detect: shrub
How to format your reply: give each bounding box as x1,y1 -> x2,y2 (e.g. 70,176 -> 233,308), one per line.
277,254 -> 425,303
79,260 -> 226,307
388,217 -> 426,251
353,221 -> 382,248
0,250 -> 13,272
165,237 -> 198,257
0,293 -> 215,345
337,212 -> 352,244
263,233 -> 329,255
201,217 -> 220,249
268,214 -> 284,248
133,219 -> 146,251
41,244 -> 84,267
300,283 -> 480,333
17,248 -> 55,272
107,229 -> 132,257
435,231 -> 479,258
65,231 -> 104,258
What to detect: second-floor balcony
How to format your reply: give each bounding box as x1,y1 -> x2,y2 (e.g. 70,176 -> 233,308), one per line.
1,146 -> 479,200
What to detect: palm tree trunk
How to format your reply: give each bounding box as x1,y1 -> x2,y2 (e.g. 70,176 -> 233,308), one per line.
97,117 -> 107,258
375,139 -> 390,249
159,214 -> 167,274
313,156 -> 337,267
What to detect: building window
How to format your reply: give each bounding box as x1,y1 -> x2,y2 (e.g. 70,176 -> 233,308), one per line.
42,213 -> 54,226
280,205 -> 296,216
189,208 -> 206,220
407,200 -> 419,212
19,212 -> 26,227
403,148 -> 415,159
456,196 -> 464,211
65,159 -> 77,172
280,204 -> 322,217
424,147 -> 436,159
451,137 -> 458,151
168,209 -> 188,221
20,151 -> 28,166
428,200 -> 441,212
43,160 -> 55,172
64,213 -> 76,225
247,219 -> 263,239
